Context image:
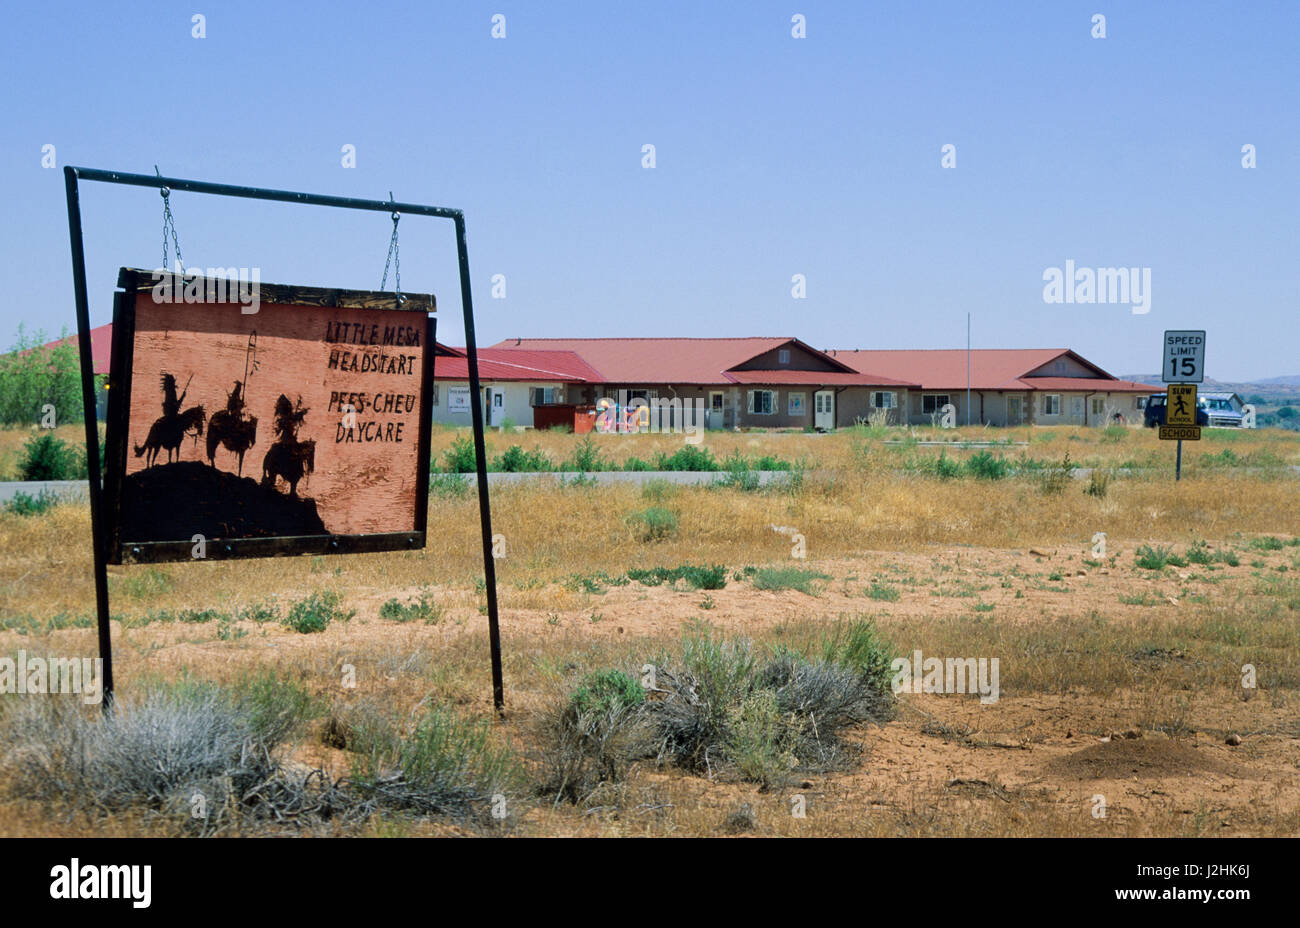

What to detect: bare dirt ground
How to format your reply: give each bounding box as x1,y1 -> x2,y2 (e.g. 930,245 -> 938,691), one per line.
6,538 -> 1296,837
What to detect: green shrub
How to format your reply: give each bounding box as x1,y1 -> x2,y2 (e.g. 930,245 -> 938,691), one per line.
235,600 -> 281,623
627,506 -> 678,542
563,435 -> 606,472
964,450 -> 1009,480
1249,536 -> 1285,551
1038,451 -> 1076,495
494,444 -> 551,472
19,433 -> 83,481
569,670 -> 645,717
3,489 -> 58,516
654,445 -> 717,472
430,473 -> 472,497
718,450 -> 760,491
626,564 -> 727,589
1135,544 -> 1186,570
933,450 -> 962,479
348,706 -> 522,816
621,456 -> 652,471
283,591 -> 353,633
379,591 -> 443,624
751,565 -> 831,595
442,436 -> 477,473
864,582 -> 900,602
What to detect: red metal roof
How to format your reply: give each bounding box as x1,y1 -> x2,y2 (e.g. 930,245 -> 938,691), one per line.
826,348 -> 1142,391
1012,376 -> 1150,393
723,369 -> 916,387
43,324 -> 113,375
487,337 -> 905,385
434,348 -> 602,383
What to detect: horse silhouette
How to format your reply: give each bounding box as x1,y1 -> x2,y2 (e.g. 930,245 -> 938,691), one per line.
261,439 -> 315,498
206,410 -> 258,476
134,406 -> 206,467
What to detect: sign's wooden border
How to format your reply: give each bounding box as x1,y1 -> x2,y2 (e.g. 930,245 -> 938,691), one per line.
103,268 -> 436,563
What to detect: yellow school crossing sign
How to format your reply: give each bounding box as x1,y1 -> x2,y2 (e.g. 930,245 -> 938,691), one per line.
1166,383 -> 1198,427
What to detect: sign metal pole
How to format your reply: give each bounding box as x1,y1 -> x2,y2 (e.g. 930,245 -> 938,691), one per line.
63,168 -> 116,714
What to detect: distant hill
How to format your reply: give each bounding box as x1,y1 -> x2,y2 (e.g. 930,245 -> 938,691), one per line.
1122,374 -> 1300,404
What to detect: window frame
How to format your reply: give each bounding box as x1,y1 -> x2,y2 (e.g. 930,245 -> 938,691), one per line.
748,389 -> 777,415
921,393 -> 950,415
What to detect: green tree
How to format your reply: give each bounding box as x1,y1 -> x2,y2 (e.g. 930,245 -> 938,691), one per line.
0,325 -> 85,426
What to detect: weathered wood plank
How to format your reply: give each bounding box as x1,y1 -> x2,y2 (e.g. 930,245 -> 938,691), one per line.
117,267 -> 434,313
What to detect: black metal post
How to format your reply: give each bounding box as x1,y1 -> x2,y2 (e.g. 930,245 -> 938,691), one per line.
63,166 -> 504,715
1175,439 -> 1183,481
456,215 -> 505,716
62,167 -> 115,713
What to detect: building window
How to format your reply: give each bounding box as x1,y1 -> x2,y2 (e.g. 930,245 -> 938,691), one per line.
872,391 -> 896,409
431,384 -> 439,407
1134,396 -> 1146,410
748,390 -> 776,415
530,386 -> 561,406
1043,394 -> 1061,416
1090,396 -> 1106,417
778,348 -> 790,365
922,394 -> 950,415
787,392 -> 806,416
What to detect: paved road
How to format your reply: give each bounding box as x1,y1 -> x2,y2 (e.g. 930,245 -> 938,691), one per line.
5,463 -> 1297,505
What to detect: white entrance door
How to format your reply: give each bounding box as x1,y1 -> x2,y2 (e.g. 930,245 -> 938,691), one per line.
1007,396 -> 1023,426
814,390 -> 835,430
485,388 -> 506,427
1070,396 -> 1084,422
708,392 -> 725,430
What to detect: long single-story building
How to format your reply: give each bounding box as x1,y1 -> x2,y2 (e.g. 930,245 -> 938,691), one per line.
490,337 -> 919,430
823,348 -> 1152,426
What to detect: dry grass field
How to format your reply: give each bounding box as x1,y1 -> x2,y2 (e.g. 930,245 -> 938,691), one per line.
1,423 -> 1298,837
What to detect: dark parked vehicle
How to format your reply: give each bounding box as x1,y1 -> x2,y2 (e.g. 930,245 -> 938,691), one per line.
1143,393 -> 1209,428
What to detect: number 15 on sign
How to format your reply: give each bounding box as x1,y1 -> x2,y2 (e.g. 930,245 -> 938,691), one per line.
1162,330 -> 1206,384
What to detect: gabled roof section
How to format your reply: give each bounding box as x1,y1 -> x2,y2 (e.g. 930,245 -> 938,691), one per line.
826,348 -> 1139,391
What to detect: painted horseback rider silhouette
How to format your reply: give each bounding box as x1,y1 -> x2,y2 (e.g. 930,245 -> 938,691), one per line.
134,371 -> 204,466
261,394 -> 315,498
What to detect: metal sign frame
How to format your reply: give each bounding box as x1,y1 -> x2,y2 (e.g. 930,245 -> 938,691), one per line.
64,166 -> 504,714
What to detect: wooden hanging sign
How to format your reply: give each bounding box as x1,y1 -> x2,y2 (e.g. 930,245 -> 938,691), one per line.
102,267 -> 435,563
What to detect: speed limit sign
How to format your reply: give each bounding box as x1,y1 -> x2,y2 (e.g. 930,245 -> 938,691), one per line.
1162,330 -> 1206,384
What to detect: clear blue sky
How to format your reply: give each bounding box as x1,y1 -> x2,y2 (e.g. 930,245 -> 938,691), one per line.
2,1 -> 1296,381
